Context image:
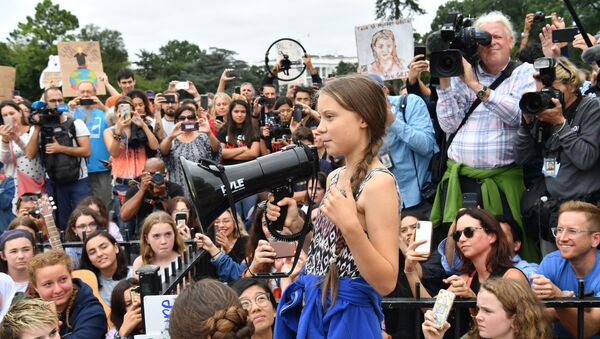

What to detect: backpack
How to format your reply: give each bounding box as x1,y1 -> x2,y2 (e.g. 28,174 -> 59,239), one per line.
41,117 -> 82,184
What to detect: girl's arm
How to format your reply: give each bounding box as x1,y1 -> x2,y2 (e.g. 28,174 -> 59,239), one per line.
321,172 -> 400,296
221,144 -> 246,159
141,122 -> 159,150
232,141 -> 260,160
103,128 -> 121,158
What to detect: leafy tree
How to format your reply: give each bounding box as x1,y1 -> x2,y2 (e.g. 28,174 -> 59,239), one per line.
77,24 -> 129,84
336,60 -> 358,75
375,0 -> 425,20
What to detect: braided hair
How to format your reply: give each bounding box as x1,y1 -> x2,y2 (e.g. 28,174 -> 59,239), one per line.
317,74 -> 388,307
169,279 -> 254,339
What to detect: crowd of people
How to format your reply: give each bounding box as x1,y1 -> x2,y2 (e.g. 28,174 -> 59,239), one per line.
0,9 -> 599,339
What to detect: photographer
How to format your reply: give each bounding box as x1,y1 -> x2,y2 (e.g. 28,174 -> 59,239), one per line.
25,87 -> 91,230
119,157 -> 184,237
260,97 -> 293,154
515,57 -> 600,241
293,87 -> 321,128
153,90 -> 180,138
252,84 -> 277,121
432,12 -> 537,260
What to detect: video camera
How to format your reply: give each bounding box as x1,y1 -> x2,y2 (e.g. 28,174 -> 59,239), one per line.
519,57 -> 564,116
429,12 -> 491,77
533,11 -> 552,23
261,110 -> 291,140
257,95 -> 276,106
29,101 -> 69,144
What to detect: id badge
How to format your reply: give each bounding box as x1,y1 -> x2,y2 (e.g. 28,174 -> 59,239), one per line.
542,157 -> 560,177
379,152 -> 394,170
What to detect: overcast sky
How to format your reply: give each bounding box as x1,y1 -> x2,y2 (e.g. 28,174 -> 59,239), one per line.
0,0 -> 448,64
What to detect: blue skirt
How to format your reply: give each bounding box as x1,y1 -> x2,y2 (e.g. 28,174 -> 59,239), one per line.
274,272 -> 383,339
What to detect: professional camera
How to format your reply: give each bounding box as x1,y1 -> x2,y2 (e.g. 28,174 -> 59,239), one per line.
519,57 -> 564,115
150,172 -> 165,185
29,101 -> 69,144
429,12 -> 492,77
533,11 -> 552,23
257,95 -> 276,106
262,110 -> 291,140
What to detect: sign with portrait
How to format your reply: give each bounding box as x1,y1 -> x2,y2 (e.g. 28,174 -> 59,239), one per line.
0,66 -> 16,101
58,41 -> 105,97
355,19 -> 413,80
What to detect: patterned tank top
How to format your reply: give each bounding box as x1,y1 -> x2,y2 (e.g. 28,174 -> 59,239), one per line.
304,166 -> 401,278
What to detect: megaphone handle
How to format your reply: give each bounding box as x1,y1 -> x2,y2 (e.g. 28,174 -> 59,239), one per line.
271,185 -> 293,231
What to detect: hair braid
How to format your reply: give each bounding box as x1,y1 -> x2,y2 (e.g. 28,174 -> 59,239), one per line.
63,286 -> 79,331
202,306 -> 254,339
321,137 -> 382,308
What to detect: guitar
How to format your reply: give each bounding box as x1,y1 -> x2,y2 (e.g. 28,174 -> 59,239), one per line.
36,194 -> 112,324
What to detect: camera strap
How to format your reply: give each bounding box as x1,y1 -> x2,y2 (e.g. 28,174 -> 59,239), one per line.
446,61 -> 519,148
397,95 -> 425,197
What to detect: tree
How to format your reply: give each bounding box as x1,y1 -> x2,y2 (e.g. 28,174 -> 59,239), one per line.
77,24 -> 129,83
336,61 -> 358,75
375,0 -> 425,20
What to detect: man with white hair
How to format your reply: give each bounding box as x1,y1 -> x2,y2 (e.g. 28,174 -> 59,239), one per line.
431,11 -> 538,260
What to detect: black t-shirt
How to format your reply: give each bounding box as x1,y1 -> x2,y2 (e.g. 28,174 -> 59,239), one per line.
217,126 -> 259,165
123,181 -> 185,231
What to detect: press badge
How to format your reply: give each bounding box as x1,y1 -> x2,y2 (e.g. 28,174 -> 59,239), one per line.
380,152 -> 394,170
542,157 -> 560,177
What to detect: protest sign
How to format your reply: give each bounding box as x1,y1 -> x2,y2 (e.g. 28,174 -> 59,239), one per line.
142,294 -> 177,336
58,41 -> 105,97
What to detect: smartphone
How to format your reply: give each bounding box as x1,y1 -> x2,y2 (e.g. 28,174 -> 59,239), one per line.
181,122 -> 199,132
99,159 -> 111,168
164,94 -> 176,103
269,241 -> 296,258
293,104 -> 303,122
414,46 -> 427,61
462,192 -> 479,209
119,104 -> 131,120
552,27 -> 579,43
415,221 -> 433,253
432,289 -> 456,329
2,116 -> 13,127
227,70 -> 239,78
234,86 -> 241,94
200,94 -> 209,110
130,287 -> 141,304
174,212 -> 187,226
175,81 -> 189,90
216,115 -> 224,122
79,98 -> 94,106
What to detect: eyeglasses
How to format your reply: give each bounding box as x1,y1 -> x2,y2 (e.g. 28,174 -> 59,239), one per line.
239,292 -> 271,310
177,115 -> 196,122
214,218 -> 232,225
551,227 -> 596,238
452,226 -> 486,242
75,222 -> 97,231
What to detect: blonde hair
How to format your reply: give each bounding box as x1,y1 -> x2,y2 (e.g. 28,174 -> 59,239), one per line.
554,57 -> 584,89
559,200 -> 600,232
0,299 -> 59,339
370,29 -> 403,69
210,92 -> 232,118
469,278 -> 552,339
474,11 -> 515,44
28,249 -> 72,287
140,211 -> 185,264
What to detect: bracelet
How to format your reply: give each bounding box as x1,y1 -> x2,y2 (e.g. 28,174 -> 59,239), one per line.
554,120 -> 567,135
112,133 -> 122,141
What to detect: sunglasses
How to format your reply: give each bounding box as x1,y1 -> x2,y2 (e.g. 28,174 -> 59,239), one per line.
452,226 -> 486,242
177,115 -> 196,122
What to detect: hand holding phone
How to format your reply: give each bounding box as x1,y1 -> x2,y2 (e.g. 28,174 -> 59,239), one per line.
432,289 -> 455,329
552,27 -> 579,43
175,81 -> 189,90
119,104 -> 131,120
414,46 -> 427,61
414,221 -> 433,253
200,95 -> 209,110
269,240 -> 296,258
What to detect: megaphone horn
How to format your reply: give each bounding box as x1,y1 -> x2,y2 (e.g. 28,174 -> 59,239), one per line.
180,144 -> 319,230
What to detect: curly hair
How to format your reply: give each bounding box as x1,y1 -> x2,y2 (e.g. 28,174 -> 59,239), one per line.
169,279 -> 254,339
0,298 -> 58,339
27,249 -> 72,287
469,278 -> 552,339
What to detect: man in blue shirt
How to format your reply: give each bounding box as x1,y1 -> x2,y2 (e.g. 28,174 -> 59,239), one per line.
70,81 -> 112,209
532,200 -> 600,338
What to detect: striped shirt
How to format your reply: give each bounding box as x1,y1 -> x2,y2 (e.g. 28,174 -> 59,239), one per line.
436,61 -> 536,169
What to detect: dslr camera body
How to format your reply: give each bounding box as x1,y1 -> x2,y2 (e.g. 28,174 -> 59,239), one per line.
430,12 -> 492,77
262,110 -> 291,140
257,95 -> 276,106
29,101 -> 69,144
519,57 -> 565,116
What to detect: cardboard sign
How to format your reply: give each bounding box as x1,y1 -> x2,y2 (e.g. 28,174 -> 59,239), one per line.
142,294 -> 177,335
355,19 -> 414,80
0,66 -> 16,101
58,41 -> 105,97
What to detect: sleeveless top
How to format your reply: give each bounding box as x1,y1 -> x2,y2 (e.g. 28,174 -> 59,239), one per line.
304,166 -> 401,278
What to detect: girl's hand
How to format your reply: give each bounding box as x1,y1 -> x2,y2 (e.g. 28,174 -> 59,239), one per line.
195,233 -> 217,253
177,223 -> 191,240
0,125 -> 13,143
320,179 -> 360,235
215,231 -> 231,253
422,309 -> 450,339
444,275 -> 476,299
278,249 -> 306,280
169,122 -> 185,139
214,118 -> 225,131
249,240 -> 277,272
405,239 -> 429,272
266,196 -> 300,231
131,112 -> 145,127
120,301 -> 142,337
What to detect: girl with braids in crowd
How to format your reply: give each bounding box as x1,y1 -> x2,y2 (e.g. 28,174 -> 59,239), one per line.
27,249 -> 107,338
169,279 -> 254,339
267,74 -> 401,338
0,298 -> 60,339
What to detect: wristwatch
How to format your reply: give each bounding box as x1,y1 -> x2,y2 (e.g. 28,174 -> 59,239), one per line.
476,85 -> 489,100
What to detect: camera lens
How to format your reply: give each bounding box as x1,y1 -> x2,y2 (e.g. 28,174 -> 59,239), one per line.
430,50 -> 464,78
151,172 -> 165,185
519,92 -> 544,115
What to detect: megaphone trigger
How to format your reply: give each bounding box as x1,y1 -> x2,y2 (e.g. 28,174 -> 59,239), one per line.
267,185 -> 294,234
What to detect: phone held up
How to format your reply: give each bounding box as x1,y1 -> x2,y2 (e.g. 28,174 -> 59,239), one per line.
119,104 -> 131,120
269,240 -> 296,259
414,46 -> 427,61
432,289 -> 455,329
414,220 -> 433,253
174,212 -> 187,226
200,95 -> 209,110
175,81 -> 189,90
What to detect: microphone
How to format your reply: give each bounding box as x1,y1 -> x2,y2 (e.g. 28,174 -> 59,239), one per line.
582,45 -> 600,64
426,31 -> 450,53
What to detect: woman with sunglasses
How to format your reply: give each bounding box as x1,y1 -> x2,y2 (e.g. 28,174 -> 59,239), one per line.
406,208 -> 528,335
160,105 -> 221,199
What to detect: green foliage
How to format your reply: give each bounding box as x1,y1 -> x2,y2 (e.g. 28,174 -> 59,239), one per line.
77,24 -> 129,86
336,61 -> 358,75
375,0 -> 426,20
8,0 -> 78,46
